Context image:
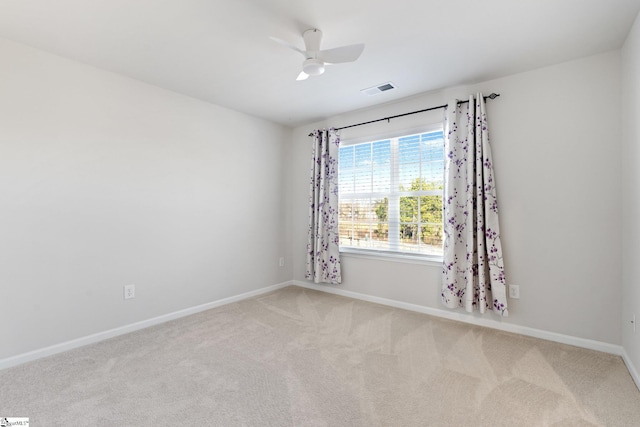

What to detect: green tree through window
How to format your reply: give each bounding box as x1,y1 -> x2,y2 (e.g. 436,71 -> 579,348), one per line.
374,178 -> 443,247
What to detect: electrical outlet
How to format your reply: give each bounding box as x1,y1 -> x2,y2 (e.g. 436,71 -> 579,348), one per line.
508,284 -> 520,299
279,257 -> 285,267
124,284 -> 135,300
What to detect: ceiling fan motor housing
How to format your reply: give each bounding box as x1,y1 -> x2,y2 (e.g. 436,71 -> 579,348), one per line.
303,28 -> 323,52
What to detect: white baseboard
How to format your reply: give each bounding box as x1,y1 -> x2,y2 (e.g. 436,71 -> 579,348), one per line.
291,280 -> 623,356
4,279 -> 630,377
622,349 -> 640,391
0,281 -> 291,371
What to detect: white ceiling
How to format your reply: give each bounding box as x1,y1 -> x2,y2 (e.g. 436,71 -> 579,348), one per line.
1,0 -> 639,127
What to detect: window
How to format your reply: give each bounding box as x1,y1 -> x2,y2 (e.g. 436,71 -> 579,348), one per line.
338,127 -> 444,258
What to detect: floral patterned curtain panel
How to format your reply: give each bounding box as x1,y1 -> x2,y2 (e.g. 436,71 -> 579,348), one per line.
306,129 -> 342,284
441,94 -> 508,316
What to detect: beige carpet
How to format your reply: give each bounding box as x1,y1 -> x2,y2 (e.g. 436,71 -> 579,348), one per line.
1,286 -> 639,426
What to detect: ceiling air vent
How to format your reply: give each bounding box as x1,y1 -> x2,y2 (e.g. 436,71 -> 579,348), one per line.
361,82 -> 396,96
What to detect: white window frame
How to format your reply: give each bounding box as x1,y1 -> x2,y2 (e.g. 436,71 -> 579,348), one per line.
338,123 -> 445,263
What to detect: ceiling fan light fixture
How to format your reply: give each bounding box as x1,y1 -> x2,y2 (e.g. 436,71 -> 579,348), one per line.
303,58 -> 325,76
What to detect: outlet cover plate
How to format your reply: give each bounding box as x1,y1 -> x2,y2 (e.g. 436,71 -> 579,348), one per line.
508,284 -> 520,299
124,284 -> 135,300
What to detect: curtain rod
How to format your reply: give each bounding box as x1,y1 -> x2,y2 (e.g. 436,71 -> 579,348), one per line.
308,93 -> 500,136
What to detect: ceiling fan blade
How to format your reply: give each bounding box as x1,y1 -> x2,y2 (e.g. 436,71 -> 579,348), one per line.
318,43 -> 365,64
296,71 -> 309,81
269,36 -> 306,56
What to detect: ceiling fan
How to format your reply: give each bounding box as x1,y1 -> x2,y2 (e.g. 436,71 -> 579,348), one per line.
270,29 -> 365,81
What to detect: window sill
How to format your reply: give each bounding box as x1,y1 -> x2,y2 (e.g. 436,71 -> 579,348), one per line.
339,248 -> 443,267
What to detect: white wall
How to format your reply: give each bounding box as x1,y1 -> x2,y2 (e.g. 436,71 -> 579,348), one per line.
0,38 -> 292,360
1,30 -> 629,366
291,51 -> 622,345
621,12 -> 640,379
